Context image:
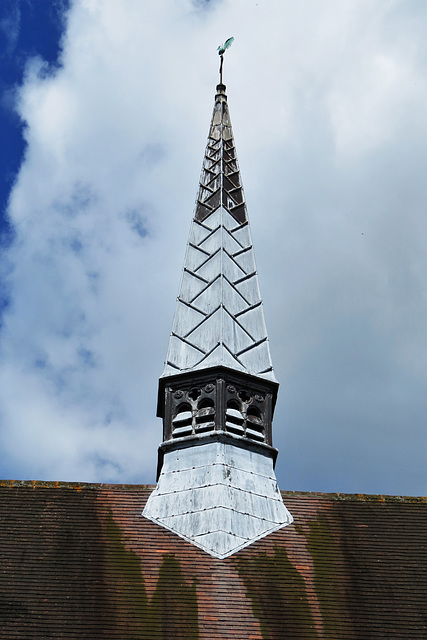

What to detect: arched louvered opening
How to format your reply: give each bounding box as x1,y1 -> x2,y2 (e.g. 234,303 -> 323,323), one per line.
225,400 -> 244,436
246,405 -> 265,442
172,403 -> 193,438
195,397 -> 215,434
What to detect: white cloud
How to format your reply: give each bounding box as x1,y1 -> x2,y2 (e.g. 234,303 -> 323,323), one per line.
1,0 -> 426,494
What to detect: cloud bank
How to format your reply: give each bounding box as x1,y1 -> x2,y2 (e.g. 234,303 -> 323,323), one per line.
1,0 -> 426,493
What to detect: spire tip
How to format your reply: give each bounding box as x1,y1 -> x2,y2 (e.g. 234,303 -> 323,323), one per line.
217,36 -> 234,85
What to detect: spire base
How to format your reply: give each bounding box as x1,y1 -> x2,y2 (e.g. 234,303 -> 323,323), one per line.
143,436 -> 293,559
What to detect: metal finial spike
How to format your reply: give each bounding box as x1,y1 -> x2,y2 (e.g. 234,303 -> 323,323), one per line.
217,37 -> 234,84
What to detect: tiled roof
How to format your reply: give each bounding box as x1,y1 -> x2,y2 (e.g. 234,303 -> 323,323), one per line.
0,481 -> 426,639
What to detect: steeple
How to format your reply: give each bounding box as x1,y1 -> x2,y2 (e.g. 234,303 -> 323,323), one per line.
162,82 -> 275,383
143,74 -> 292,559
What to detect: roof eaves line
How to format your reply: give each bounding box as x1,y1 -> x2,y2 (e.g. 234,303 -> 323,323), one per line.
280,489 -> 427,502
0,480 -> 154,490
2,481 -> 424,501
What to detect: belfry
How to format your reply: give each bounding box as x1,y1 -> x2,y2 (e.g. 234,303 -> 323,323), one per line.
143,46 -> 292,558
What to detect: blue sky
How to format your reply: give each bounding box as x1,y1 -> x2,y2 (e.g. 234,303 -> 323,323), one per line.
0,1 -> 68,241
0,0 -> 426,496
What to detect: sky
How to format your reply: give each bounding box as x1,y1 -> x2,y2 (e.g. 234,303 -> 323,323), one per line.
0,0 -> 426,496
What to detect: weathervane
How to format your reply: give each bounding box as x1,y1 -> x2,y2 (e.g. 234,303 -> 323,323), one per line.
217,37 -> 234,84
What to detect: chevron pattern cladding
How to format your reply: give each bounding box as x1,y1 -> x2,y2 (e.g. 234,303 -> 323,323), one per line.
163,86 -> 275,382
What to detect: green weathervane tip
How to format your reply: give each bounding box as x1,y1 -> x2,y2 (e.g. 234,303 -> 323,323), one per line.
217,37 -> 234,55
217,37 -> 234,84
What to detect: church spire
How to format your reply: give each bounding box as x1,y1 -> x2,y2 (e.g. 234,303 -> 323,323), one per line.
162,81 -> 275,382
143,65 -> 292,559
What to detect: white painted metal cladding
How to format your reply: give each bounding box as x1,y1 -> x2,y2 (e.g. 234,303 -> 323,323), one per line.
143,439 -> 293,559
162,85 -> 276,382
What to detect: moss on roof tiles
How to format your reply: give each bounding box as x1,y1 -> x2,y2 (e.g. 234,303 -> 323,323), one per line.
104,508 -> 199,639
235,545 -> 318,640
0,483 -> 426,638
151,555 -> 199,640
304,513 -> 348,637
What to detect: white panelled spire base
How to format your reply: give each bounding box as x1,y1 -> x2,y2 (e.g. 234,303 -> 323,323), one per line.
143,438 -> 293,559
